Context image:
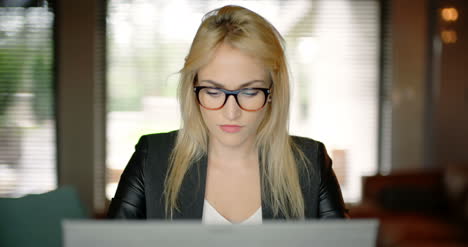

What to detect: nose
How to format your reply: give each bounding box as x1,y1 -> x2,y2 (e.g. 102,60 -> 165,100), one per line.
223,95 -> 241,120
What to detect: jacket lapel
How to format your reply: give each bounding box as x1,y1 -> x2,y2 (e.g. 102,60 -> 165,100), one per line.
173,155 -> 208,219
261,198 -> 275,219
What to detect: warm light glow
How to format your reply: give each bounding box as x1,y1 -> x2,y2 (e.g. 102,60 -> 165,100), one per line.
441,7 -> 459,22
441,29 -> 457,44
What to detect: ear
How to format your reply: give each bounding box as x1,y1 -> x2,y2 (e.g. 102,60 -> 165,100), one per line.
267,95 -> 272,102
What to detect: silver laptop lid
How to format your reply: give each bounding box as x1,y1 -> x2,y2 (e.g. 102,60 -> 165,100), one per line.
63,219 -> 379,247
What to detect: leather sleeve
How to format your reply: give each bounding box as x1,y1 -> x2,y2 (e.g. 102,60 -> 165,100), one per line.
107,136 -> 148,219
317,142 -> 349,219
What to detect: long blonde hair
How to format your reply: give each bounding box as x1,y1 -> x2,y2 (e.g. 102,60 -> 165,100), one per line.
164,5 -> 310,219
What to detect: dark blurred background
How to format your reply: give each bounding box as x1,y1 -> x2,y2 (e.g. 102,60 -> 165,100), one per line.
0,0 -> 467,246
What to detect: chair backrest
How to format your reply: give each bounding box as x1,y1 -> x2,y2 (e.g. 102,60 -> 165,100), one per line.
0,186 -> 87,247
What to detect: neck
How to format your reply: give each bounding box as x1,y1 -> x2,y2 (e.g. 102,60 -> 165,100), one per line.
208,137 -> 258,167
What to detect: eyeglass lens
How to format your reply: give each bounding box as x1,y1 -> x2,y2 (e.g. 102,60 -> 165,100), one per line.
198,88 -> 266,111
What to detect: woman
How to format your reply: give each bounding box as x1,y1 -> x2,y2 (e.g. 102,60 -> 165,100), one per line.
108,5 -> 347,223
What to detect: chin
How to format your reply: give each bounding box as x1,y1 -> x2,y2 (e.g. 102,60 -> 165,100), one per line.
217,134 -> 244,147
212,130 -> 250,147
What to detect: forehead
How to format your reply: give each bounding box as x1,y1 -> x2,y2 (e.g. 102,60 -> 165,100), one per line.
197,43 -> 267,88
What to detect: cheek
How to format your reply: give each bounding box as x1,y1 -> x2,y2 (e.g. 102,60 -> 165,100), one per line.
249,109 -> 267,128
200,107 -> 215,127
199,107 -> 207,124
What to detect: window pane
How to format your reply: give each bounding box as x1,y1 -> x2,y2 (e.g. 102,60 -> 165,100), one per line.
0,3 -> 56,197
106,0 -> 379,203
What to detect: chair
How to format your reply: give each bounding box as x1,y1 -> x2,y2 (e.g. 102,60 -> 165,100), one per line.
0,186 -> 87,247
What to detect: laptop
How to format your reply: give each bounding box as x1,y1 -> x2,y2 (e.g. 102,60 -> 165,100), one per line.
63,219 -> 379,247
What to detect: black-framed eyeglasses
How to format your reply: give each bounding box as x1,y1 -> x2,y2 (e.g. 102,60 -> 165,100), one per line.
193,86 -> 271,112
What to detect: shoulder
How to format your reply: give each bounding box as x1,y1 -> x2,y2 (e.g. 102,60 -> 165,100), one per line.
290,135 -> 329,176
140,129 -> 179,144
133,130 -> 179,172
108,130 -> 179,219
137,130 -> 179,151
290,135 -> 326,156
290,135 -> 348,218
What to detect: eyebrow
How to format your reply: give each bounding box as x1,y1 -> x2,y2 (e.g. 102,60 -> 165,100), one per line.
198,80 -> 266,89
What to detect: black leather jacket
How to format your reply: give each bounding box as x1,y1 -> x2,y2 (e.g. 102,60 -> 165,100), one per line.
108,130 -> 348,219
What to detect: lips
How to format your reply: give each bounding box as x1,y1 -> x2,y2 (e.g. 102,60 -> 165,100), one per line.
220,125 -> 242,133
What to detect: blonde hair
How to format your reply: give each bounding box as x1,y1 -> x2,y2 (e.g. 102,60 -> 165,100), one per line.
164,5 -> 310,219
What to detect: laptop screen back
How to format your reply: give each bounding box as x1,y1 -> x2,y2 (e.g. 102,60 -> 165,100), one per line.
63,219 -> 379,247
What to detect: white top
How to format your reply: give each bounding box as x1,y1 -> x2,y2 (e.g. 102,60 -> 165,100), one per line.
202,200 -> 262,225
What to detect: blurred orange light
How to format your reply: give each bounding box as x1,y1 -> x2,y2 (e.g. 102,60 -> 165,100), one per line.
441,7 -> 459,22
441,29 -> 457,44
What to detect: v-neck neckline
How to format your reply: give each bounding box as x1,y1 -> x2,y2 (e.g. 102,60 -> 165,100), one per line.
203,199 -> 262,224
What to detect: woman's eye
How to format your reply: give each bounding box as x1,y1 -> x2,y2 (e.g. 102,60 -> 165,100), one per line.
206,90 -> 222,96
241,90 -> 259,96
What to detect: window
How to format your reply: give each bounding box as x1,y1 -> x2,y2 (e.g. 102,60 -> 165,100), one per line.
106,0 -> 380,203
0,1 -> 56,197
